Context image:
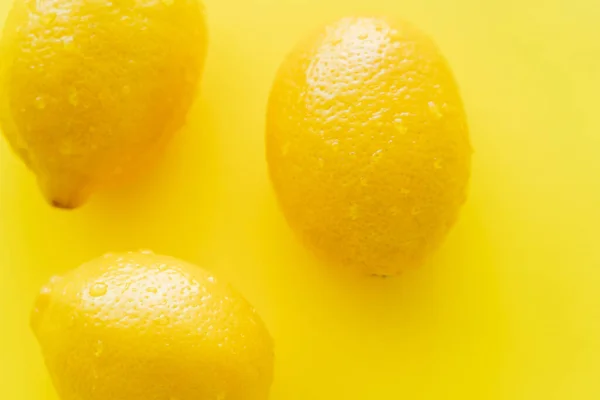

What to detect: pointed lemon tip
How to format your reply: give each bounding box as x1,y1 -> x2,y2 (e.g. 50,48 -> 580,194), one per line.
36,173 -> 93,209
49,198 -> 81,210
31,276 -> 62,336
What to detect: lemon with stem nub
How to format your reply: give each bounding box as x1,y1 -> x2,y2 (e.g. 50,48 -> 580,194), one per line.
267,17 -> 472,276
0,0 -> 207,208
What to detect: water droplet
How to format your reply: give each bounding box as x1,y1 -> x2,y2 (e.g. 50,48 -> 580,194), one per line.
94,340 -> 104,357
393,118 -> 407,135
331,38 -> 342,46
390,206 -> 399,216
146,287 -> 157,294
411,206 -> 422,215
358,33 -> 368,40
207,276 -> 215,283
41,12 -> 57,25
162,0 -> 174,5
139,249 -> 154,255
62,36 -> 75,51
34,96 -> 46,110
326,139 -> 339,152
281,142 -> 290,156
428,101 -> 442,119
157,315 -> 169,325
359,176 -> 368,186
400,188 -> 410,198
68,88 -> 79,106
371,149 -> 383,162
318,158 -> 325,168
89,282 -> 107,297
434,158 -> 443,169
121,85 -> 131,95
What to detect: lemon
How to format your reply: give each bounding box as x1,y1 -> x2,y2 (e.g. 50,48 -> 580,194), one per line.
0,0 -> 207,208
31,251 -> 274,400
266,17 -> 471,276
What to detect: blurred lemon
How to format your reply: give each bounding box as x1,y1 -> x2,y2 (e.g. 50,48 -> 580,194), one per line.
266,17 -> 471,276
31,251 -> 274,400
0,0 -> 207,208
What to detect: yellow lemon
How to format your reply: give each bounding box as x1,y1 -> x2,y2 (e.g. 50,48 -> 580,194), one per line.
0,0 -> 207,208
31,251 -> 274,400
266,17 -> 471,276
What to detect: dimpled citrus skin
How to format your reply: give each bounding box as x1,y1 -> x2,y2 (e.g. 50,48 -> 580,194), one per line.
0,0 -> 207,208
266,17 -> 471,276
31,251 -> 274,400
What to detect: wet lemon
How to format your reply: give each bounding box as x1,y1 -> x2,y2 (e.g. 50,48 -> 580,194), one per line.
31,251 -> 274,400
266,17 -> 471,276
0,0 -> 207,208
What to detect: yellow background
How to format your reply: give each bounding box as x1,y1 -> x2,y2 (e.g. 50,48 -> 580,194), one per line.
1,0 -> 600,398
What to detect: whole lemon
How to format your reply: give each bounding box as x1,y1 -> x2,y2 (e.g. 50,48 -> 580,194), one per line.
0,0 -> 207,208
266,17 -> 471,276
31,251 -> 274,400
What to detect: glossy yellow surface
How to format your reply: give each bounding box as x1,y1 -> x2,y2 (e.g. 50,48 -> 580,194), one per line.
1,0 -> 599,398
33,251 -> 273,400
0,0 -> 207,208
267,17 -> 471,276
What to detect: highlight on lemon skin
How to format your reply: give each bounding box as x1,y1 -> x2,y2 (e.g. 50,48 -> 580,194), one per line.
31,251 -> 274,400
0,0 -> 208,209
266,16 -> 472,276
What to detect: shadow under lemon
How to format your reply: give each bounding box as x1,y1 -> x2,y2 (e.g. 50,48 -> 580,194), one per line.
251,160 -> 509,398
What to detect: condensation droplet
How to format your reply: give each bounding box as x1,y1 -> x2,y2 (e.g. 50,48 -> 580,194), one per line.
62,36 -> 75,51
400,188 -> 410,197
94,340 -> 104,357
281,142 -> 290,156
393,118 -> 407,135
434,158 -> 443,169
146,287 -> 157,294
157,315 -> 169,325
41,12 -> 57,25
326,139 -> 339,152
122,85 -> 131,95
207,276 -> 215,283
428,101 -> 442,119
34,96 -> 46,110
90,282 -> 107,297
411,206 -> 422,215
371,149 -> 383,162
358,33 -> 368,40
